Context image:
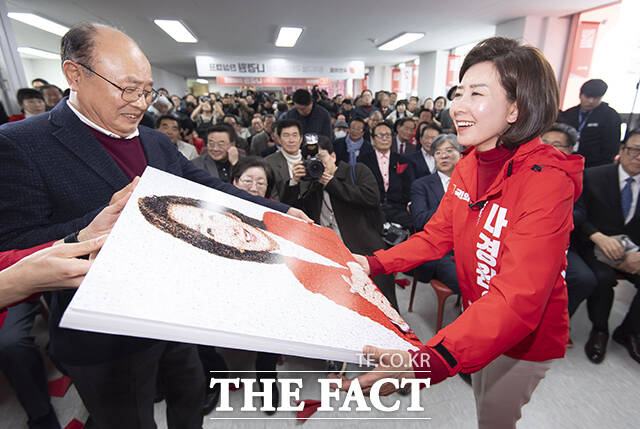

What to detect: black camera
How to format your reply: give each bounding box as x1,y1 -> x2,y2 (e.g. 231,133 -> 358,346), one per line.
300,133 -> 324,181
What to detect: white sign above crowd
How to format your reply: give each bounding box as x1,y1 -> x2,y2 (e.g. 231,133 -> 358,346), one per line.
195,56 -> 365,79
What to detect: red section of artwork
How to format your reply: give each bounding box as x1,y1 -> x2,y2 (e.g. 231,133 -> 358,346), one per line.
48,375 -> 72,397
296,400 -> 322,421
63,418 -> 84,429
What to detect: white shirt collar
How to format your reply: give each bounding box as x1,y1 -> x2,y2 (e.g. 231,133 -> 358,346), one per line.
437,170 -> 450,189
619,164 -> 640,187
66,100 -> 139,139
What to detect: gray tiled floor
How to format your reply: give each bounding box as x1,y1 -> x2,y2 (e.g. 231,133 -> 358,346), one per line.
1,277 -> 638,428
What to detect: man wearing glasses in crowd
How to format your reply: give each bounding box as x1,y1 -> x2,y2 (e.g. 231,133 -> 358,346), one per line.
0,23 -> 307,429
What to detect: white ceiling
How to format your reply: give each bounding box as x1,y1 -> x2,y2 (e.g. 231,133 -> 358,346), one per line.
6,0 -> 612,78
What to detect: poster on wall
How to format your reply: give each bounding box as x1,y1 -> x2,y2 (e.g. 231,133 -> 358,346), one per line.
60,168 -> 421,363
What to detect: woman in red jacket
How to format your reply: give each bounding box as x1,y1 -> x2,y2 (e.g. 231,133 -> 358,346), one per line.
342,37 -> 584,428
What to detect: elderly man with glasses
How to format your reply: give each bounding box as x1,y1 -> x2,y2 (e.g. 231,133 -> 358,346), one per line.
0,23 -> 307,429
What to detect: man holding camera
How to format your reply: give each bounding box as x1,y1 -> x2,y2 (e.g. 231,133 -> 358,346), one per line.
265,119 -> 311,205
297,137 -> 399,310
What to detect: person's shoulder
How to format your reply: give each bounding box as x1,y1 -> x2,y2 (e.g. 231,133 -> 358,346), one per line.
333,136 -> 347,146
585,162 -> 616,180
411,173 -> 435,189
0,112 -> 54,142
265,150 -> 283,162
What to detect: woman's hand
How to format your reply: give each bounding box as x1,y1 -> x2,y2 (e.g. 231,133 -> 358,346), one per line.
353,254 -> 370,275
286,207 -> 312,223
0,236 -> 107,307
332,345 -> 415,396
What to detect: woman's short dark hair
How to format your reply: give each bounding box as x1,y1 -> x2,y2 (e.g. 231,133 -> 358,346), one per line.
459,37 -> 559,150
17,88 -> 44,104
231,156 -> 275,198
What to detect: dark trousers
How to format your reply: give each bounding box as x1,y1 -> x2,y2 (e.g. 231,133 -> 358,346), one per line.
381,203 -> 413,230
0,301 -> 59,429
565,249 -> 597,317
416,252 -> 461,295
373,273 -> 399,311
62,341 -> 204,429
198,346 -> 279,380
582,250 -> 640,335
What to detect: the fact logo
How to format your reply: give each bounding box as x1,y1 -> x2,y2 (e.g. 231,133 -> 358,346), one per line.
209,377 -> 430,413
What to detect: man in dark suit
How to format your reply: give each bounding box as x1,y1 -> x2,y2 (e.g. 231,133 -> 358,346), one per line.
298,138 -> 398,310
391,117 -> 417,155
580,129 -> 640,365
358,122 -> 413,229
332,118 -> 374,166
409,134 -> 462,296
405,123 -> 441,179
191,124 -> 241,182
558,79 -> 621,168
0,23 -> 305,428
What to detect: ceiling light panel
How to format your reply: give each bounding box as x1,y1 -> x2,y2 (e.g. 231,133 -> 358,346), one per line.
377,32 -> 425,51
275,27 -> 303,48
17,47 -> 61,60
7,12 -> 69,36
154,19 -> 198,43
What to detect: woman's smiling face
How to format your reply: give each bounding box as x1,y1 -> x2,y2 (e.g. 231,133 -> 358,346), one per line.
451,61 -> 518,152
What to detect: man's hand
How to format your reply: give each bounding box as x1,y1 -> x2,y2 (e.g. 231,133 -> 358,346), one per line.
228,146 -> 239,165
109,176 -> 139,205
353,254 -> 370,275
78,189 -> 132,242
318,172 -> 334,186
617,252 -> 640,274
286,207 -> 312,223
291,161 -> 306,184
591,232 -> 625,261
332,346 -> 415,396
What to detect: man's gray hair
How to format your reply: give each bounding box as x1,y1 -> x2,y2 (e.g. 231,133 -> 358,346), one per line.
545,122 -> 579,147
431,133 -> 463,156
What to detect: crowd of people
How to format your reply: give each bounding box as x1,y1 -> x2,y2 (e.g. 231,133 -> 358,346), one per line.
0,21 -> 638,429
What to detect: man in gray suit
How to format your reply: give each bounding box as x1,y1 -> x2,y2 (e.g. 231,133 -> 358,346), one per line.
249,114 -> 277,156
191,124 -> 240,182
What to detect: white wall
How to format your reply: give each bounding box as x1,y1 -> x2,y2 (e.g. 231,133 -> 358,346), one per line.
150,65 -> 187,96
417,50 -> 449,99
21,58 -> 67,89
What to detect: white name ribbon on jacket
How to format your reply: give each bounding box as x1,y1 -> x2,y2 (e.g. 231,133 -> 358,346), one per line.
61,167 -> 421,363
195,56 -> 365,79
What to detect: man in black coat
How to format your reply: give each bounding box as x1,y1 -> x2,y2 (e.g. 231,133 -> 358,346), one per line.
283,89 -> 332,139
580,129 -> 640,365
299,138 -> 398,310
558,79 -> 621,168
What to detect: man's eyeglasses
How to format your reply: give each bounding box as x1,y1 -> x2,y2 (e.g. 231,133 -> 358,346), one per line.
77,62 -> 158,104
374,133 -> 392,139
624,146 -> 640,158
